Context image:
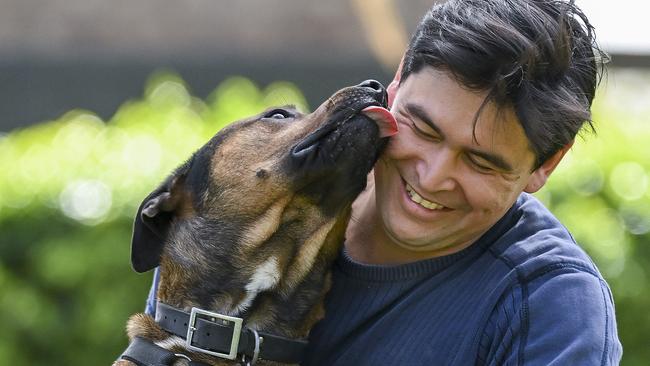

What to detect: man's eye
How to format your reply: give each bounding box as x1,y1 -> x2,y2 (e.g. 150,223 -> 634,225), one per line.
467,155 -> 494,172
264,109 -> 293,119
411,121 -> 439,140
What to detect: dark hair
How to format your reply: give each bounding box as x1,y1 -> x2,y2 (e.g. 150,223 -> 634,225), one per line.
400,0 -> 607,169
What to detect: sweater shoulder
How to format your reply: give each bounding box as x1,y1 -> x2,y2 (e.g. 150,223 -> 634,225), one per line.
489,193 -> 601,282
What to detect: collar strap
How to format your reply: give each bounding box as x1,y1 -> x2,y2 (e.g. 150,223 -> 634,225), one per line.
120,336 -> 209,366
155,302 -> 307,364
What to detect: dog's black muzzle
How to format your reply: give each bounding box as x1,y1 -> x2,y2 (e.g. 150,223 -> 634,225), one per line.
290,79 -> 387,158
288,80 -> 391,215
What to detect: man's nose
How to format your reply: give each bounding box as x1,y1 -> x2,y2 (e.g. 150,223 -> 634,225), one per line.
418,149 -> 458,192
357,79 -> 388,106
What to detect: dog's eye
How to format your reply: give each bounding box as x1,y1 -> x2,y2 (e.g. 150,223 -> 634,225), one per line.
263,109 -> 293,120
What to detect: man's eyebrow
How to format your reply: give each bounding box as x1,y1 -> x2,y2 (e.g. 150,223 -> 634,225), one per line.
404,103 -> 514,172
467,148 -> 513,172
405,103 -> 445,138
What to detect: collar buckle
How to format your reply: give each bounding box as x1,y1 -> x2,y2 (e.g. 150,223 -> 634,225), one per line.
186,307 -> 243,360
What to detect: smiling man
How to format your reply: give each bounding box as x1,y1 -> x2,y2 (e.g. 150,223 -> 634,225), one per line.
302,0 -> 622,364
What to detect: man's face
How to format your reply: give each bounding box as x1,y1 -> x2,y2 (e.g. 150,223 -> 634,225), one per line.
374,67 -> 541,255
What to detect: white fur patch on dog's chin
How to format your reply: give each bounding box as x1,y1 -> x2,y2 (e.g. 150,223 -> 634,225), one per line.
232,256 -> 281,314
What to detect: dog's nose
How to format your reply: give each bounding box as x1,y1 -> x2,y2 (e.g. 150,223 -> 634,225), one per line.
357,79 -> 388,106
358,79 -> 385,93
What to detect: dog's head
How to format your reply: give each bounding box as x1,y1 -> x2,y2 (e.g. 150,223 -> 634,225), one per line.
130,80 -> 396,314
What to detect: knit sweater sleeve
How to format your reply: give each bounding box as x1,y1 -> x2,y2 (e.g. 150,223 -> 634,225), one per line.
478,267 -> 622,365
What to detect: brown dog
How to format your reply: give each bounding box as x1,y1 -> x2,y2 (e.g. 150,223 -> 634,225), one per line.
115,80 -> 397,365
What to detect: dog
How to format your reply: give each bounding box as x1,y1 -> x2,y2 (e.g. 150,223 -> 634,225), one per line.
115,80 -> 397,366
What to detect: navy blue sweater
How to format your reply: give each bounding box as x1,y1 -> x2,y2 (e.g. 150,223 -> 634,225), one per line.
146,194 -> 622,365
302,194 -> 621,365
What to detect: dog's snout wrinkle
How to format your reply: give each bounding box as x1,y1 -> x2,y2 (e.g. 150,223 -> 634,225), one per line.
290,116 -> 343,160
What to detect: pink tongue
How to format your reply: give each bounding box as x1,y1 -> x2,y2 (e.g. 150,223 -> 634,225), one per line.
361,106 -> 399,137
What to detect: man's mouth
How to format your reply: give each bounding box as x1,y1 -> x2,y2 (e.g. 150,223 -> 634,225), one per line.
405,183 -> 446,210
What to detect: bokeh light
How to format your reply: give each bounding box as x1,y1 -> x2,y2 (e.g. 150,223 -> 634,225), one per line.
59,179 -> 113,224
0,73 -> 309,226
610,162 -> 648,201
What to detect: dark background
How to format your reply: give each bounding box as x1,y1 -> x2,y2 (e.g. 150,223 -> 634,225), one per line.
3,0 -> 647,132
1,0 -> 438,131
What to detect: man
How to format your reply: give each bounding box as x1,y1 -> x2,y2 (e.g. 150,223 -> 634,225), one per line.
147,0 -> 622,364
300,0 -> 622,364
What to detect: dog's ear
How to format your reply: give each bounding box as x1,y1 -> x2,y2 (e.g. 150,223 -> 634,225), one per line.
131,173 -> 187,273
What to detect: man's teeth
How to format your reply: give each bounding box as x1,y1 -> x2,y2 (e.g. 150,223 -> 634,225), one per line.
405,184 -> 444,210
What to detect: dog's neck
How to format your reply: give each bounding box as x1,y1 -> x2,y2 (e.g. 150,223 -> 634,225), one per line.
150,211 -> 349,341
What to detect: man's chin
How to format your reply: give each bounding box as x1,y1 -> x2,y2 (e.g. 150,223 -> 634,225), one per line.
384,222 -> 478,257
383,223 -> 443,252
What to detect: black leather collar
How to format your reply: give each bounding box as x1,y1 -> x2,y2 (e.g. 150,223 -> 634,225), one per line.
153,302 -> 307,364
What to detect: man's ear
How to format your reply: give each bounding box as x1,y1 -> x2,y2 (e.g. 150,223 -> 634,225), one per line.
387,55 -> 404,109
131,173 -> 187,273
524,141 -> 573,193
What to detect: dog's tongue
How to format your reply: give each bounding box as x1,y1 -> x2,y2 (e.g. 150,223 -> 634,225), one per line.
361,106 -> 398,137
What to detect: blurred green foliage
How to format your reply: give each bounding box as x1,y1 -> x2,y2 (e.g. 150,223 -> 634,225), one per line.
536,69 -> 650,366
0,69 -> 648,365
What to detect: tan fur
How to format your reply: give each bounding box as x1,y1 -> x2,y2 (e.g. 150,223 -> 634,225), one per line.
156,257 -> 199,310
239,195 -> 292,249
126,313 -> 170,342
282,217 -> 337,291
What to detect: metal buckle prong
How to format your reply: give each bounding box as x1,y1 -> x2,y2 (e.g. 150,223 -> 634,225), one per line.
185,307 -> 243,360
